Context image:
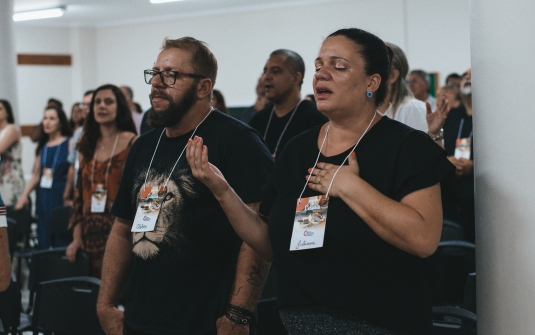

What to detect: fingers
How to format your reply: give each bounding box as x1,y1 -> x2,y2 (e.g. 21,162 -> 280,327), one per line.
187,136 -> 204,176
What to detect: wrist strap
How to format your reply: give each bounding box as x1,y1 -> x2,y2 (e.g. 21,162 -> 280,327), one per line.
225,304 -> 255,325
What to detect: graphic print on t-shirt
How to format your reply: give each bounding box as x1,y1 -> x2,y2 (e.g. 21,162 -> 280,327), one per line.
131,167 -> 196,260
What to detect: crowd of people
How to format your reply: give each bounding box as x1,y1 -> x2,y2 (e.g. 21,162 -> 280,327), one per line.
0,26 -> 476,335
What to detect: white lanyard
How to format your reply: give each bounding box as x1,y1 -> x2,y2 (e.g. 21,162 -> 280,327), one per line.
42,141 -> 63,170
142,108 -> 213,191
298,111 -> 378,201
264,100 -> 303,155
457,118 -> 473,141
91,133 -> 119,189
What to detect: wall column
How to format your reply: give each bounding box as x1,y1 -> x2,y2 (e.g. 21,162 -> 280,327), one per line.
472,0 -> 535,333
0,0 -> 19,122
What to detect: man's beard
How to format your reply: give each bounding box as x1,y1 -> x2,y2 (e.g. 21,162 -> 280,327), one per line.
147,83 -> 197,128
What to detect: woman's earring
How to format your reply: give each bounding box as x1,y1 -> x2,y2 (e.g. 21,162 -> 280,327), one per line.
366,91 -> 373,98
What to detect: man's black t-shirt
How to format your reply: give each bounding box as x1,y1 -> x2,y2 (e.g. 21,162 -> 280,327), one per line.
111,110 -> 273,335
259,116 -> 454,335
248,100 -> 327,157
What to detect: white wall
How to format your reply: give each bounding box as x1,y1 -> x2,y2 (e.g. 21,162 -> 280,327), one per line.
94,0 -> 471,110
13,0 -> 471,176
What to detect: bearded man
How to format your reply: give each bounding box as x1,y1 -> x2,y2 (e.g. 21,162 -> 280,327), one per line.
97,37 -> 273,335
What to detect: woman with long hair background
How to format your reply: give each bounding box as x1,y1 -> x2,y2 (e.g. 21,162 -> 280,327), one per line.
66,84 -> 137,278
16,106 -> 72,248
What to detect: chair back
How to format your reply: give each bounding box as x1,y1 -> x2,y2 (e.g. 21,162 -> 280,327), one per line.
6,205 -> 32,239
28,247 -> 90,310
463,272 -> 476,313
427,241 -> 476,306
51,206 -> 73,243
432,306 -> 476,334
32,276 -> 104,335
441,219 -> 465,241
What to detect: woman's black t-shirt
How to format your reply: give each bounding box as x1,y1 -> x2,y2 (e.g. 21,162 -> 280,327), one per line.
259,116 -> 454,335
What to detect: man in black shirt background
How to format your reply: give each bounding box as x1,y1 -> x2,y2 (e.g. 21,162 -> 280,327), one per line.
97,37 -> 273,335
249,49 -> 327,158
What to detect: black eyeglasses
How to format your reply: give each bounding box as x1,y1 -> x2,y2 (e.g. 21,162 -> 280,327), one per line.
144,69 -> 206,86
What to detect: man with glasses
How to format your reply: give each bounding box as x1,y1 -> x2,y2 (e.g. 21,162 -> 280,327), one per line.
408,69 -> 436,110
63,90 -> 94,206
97,37 -> 273,335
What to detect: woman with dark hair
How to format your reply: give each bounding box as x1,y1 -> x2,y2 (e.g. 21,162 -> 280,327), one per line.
66,84 -> 136,278
0,100 -> 25,205
211,89 -> 228,114
187,28 -> 454,334
16,106 -> 72,248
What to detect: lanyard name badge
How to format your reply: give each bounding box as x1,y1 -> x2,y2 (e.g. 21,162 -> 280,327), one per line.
290,111 -> 377,251
264,100 -> 303,158
454,118 -> 473,160
132,109 -> 213,233
40,142 -> 62,189
91,134 -> 119,213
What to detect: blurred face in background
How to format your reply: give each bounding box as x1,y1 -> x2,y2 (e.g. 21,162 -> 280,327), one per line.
407,73 -> 428,100
82,93 -> 93,118
42,109 -> 61,135
0,102 -> 8,123
93,89 -> 118,126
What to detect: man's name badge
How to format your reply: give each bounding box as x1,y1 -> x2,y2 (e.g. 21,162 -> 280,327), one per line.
40,168 -> 54,189
131,185 -> 167,232
290,195 -> 329,251
454,137 -> 471,160
91,183 -> 107,213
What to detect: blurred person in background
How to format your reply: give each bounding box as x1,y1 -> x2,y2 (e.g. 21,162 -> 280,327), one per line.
69,102 -> 84,131
211,89 -> 228,114
120,86 -> 142,135
249,49 -> 327,158
16,106 -> 72,249
0,100 -> 26,206
408,69 -> 436,110
63,90 -> 94,206
66,84 -> 137,278
436,85 -> 463,110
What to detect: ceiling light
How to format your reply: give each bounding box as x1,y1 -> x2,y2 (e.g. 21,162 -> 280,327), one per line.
13,6 -> 66,22
150,0 -> 184,3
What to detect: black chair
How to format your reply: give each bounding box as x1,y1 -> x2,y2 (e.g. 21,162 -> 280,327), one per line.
463,272 -> 476,313
0,274 -> 21,335
7,205 -> 36,281
32,276 -> 104,335
27,247 -> 91,312
427,241 -> 476,306
432,306 -> 477,334
51,206 -> 73,243
441,219 -> 465,241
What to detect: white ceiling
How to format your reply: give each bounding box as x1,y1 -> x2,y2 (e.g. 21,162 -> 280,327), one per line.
13,0 -> 329,27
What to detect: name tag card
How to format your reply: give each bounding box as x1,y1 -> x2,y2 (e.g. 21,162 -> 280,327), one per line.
91,183 -> 107,213
454,137 -> 472,160
131,186 -> 167,232
40,168 -> 54,189
290,195 -> 328,251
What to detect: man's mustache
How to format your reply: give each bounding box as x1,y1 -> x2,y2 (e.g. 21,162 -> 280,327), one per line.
149,90 -> 172,101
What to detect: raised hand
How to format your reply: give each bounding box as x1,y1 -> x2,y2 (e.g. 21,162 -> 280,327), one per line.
186,136 -> 230,198
426,95 -> 450,136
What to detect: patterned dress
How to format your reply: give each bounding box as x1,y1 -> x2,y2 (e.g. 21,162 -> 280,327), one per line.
70,143 -> 132,278
0,125 -> 26,206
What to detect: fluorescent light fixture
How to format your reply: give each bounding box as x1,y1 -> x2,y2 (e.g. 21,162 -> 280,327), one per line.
13,7 -> 66,22
150,0 -> 184,3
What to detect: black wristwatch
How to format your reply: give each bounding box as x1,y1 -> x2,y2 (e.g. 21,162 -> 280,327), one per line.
428,128 -> 444,141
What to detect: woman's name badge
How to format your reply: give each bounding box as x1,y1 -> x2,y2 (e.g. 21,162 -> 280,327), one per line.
454,137 -> 472,160
91,183 -> 107,213
290,195 -> 329,251
131,185 -> 167,232
40,168 -> 54,189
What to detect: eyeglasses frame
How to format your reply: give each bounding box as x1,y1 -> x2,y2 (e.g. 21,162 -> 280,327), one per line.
144,69 -> 207,86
